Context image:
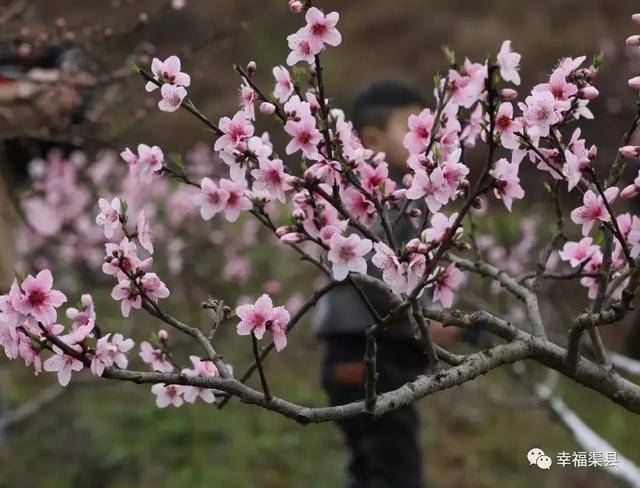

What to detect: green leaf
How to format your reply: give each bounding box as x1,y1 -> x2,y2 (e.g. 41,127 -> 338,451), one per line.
593,52 -> 604,70
170,153 -> 185,171
442,46 -> 456,66
433,72 -> 442,89
14,270 -> 25,285
130,63 -> 141,74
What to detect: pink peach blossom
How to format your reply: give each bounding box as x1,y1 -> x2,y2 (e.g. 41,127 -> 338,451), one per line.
570,187 -> 619,235
432,264 -> 464,308
497,40 -> 521,85
327,233 -> 373,281
15,269 -> 67,325
158,83 -> 186,112
558,237 -> 599,267
273,66 -> 294,103
139,341 -> 174,372
95,197 -> 121,238
145,55 -> 190,92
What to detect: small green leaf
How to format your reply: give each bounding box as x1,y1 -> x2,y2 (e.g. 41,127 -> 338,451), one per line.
433,72 -> 442,89
14,270 -> 25,285
170,153 -> 184,171
442,46 -> 456,66
593,52 -> 604,70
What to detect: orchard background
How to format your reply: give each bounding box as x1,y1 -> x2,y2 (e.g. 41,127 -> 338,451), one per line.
0,0 -> 640,486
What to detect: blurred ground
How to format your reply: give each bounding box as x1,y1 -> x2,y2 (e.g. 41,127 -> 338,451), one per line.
1,0 -> 640,487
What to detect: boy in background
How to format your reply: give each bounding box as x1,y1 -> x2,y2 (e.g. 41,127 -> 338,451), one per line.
313,81 -> 460,488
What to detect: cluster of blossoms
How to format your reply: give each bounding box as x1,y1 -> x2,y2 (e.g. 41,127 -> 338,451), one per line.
97,201 -> 171,318
5,2 -> 640,416
140,332 -> 222,408
15,143 -> 296,296
0,269 -> 134,386
145,55 -> 190,112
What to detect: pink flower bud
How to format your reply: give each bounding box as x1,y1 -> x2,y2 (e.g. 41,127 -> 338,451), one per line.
292,208 -> 306,220
260,102 -> 276,115
289,0 -> 303,13
619,146 -> 640,158
406,239 -> 421,253
633,13 -> 640,25
588,145 -> 598,160
293,192 -> 308,204
580,86 -> 599,100
285,175 -> 302,187
392,189 -> 407,200
578,158 -> 590,171
305,91 -> 320,111
500,88 -> 518,101
582,65 -> 598,81
621,184 -> 639,199
626,35 -> 640,47
246,60 -> 257,75
472,196 -> 485,210
158,329 -> 168,341
629,76 -> 640,90
275,225 -> 291,237
402,173 -> 413,188
264,279 -> 281,294
280,232 -> 305,244
418,243 -> 429,254
408,208 -> 422,218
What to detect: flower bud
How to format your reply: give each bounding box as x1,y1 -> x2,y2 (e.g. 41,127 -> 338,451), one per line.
621,184 -> 639,199
578,65 -> 598,81
286,174 -> 302,188
588,145 -> 598,160
289,0 -> 303,13
305,92 -> 320,111
626,35 -> 640,47
392,188 -> 407,200
246,60 -> 257,75
275,225 -> 291,237
500,88 -> 518,101
580,86 -> 599,100
629,76 -> 640,90
418,243 -> 429,254
472,196 -> 484,210
408,208 -> 422,218
293,191 -> 308,204
619,145 -> 640,158
264,279 -> 281,294
578,157 -> 591,171
633,13 -> 640,25
406,238 -> 421,253
292,208 -> 306,220
158,329 -> 168,341
402,173 -> 413,188
260,102 -> 276,115
280,232 -> 305,244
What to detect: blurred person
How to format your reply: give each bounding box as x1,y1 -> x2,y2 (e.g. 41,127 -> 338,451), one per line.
313,81 -> 461,488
